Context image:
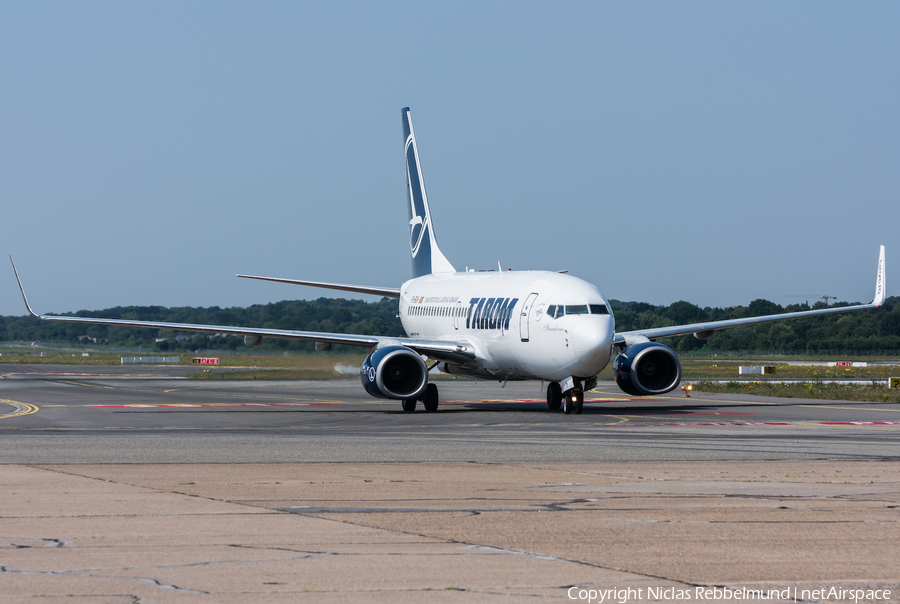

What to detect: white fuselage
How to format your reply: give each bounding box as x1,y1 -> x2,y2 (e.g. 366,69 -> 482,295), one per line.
399,270 -> 615,382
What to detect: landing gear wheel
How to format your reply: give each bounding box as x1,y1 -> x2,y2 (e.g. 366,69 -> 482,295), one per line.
563,390 -> 575,415
422,383 -> 439,412
546,382 -> 562,410
575,390 -> 584,415
401,398 -> 417,413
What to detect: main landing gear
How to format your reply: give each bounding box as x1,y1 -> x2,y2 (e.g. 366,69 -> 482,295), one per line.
546,382 -> 562,410
402,383 -> 439,413
547,380 -> 584,415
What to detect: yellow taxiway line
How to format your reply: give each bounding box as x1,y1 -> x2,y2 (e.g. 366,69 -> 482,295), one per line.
0,399 -> 39,419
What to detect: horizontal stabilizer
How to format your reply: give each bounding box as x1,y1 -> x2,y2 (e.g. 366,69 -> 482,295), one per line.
237,274 -> 400,299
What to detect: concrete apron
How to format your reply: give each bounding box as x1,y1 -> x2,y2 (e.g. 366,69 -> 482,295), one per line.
1,460 -> 898,603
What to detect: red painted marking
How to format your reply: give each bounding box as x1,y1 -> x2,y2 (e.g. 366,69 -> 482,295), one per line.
603,421 -> 791,427
437,397 -> 655,405
819,421 -> 900,426
601,421 -> 900,428
684,412 -> 753,415
90,402 -> 338,408
626,412 -> 753,416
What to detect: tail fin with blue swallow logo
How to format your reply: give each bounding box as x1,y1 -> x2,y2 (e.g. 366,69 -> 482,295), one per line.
403,108 -> 455,278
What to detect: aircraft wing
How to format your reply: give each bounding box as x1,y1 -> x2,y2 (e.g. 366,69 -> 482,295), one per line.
236,274 -> 401,298
616,245 -> 886,346
11,259 -> 473,361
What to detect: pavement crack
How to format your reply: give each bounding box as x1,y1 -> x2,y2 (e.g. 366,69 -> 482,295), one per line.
3,537 -> 69,548
541,498 -> 599,512
228,543 -> 334,558
301,513 -> 701,589
0,564 -> 207,593
465,544 -> 564,561
132,577 -> 207,593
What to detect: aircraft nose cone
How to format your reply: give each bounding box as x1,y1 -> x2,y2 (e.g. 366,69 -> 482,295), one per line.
572,317 -> 613,374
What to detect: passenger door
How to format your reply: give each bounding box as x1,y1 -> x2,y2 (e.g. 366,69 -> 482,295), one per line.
519,292 -> 539,342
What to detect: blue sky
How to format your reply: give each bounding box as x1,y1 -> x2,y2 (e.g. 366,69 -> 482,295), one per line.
2,2 -> 897,317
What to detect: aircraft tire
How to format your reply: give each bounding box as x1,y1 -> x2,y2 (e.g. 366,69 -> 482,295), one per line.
546,382 -> 562,410
563,390 -> 574,415
575,390 -> 584,415
423,383 -> 439,412
401,398 -> 417,413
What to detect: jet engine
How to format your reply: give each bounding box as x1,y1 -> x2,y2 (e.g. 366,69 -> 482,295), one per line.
360,345 -> 428,400
612,341 -> 682,396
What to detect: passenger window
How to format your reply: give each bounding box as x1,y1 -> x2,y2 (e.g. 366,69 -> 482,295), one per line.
589,304 -> 610,315
565,305 -> 589,315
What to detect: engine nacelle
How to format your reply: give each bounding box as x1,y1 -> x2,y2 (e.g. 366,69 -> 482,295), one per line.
360,345 -> 428,400
612,341 -> 682,396
243,335 -> 262,347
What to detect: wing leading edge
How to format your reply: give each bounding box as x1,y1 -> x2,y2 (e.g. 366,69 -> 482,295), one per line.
11,258 -> 471,363
616,245 -> 886,346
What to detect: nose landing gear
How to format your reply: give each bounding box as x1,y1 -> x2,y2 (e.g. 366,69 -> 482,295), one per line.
562,389 -> 583,415
548,377 -> 595,415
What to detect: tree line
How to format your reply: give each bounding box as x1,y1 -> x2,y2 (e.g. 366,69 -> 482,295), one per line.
612,296 -> 900,354
1,295 -> 898,354
0,298 -> 404,353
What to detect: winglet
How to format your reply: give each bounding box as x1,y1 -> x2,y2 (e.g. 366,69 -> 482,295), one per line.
873,245 -> 886,307
9,257 -> 42,318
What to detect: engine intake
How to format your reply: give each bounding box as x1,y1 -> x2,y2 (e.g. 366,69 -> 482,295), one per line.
360,345 -> 428,400
612,341 -> 682,396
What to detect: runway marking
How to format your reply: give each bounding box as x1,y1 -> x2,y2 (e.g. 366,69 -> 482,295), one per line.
160,389 -> 344,404
2,372 -> 102,376
798,404 -> 900,413
818,421 -> 900,426
86,398 -> 656,410
90,403 -> 339,408
605,421 -> 900,428
440,398 -> 657,404
626,411 -> 755,416
59,380 -> 116,389
687,398 -> 781,406
593,414 -> 631,426
0,399 -> 39,419
150,393 -> 659,406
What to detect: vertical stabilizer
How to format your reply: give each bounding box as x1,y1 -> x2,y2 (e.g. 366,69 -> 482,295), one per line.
403,107 -> 455,278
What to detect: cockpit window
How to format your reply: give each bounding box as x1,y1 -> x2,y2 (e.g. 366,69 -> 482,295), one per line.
590,304 -> 610,315
547,304 -> 609,318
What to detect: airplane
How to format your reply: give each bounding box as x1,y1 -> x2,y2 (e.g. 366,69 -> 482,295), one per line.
11,108 -> 888,415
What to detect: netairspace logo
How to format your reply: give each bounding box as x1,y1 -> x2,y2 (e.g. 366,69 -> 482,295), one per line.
567,586 -> 892,603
